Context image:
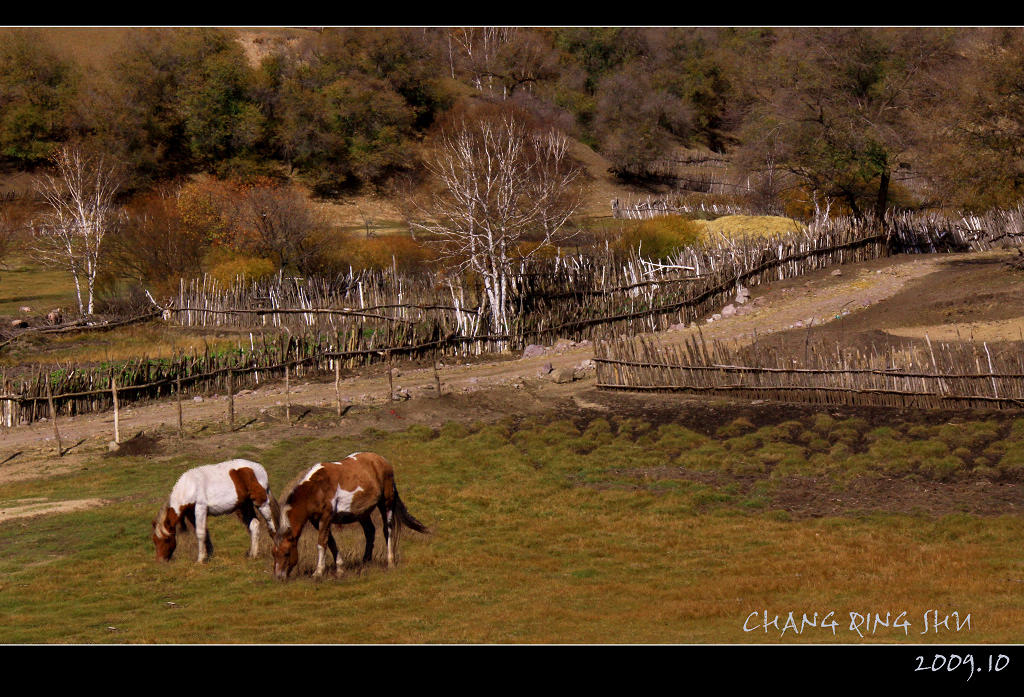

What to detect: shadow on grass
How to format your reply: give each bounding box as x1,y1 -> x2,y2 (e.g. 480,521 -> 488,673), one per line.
58,438 -> 87,456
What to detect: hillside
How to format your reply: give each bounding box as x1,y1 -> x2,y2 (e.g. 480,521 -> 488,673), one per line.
0,26 -> 685,226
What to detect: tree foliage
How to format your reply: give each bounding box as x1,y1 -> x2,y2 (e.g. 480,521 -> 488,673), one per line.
735,28 -> 954,218
0,29 -> 79,166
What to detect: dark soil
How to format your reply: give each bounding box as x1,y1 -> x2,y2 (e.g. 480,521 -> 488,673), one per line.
558,388 -> 1015,438
103,431 -> 162,457
770,474 -> 1022,518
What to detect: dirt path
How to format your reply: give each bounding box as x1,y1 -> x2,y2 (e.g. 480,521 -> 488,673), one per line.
0,251 -> 961,487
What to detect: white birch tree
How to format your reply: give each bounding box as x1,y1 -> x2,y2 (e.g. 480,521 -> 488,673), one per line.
413,112 -> 583,340
31,144 -> 125,316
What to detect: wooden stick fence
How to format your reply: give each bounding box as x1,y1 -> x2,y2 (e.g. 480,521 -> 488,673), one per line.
5,208 -> 1022,427
594,333 -> 1024,410
163,221 -> 892,349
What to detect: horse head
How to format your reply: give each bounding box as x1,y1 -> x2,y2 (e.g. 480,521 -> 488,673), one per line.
271,530 -> 300,580
271,496 -> 302,580
151,505 -> 180,561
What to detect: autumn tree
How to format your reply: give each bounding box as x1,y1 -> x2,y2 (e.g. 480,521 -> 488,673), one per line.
84,28 -> 266,184
31,144 -> 125,316
0,29 -> 79,166
592,61 -> 695,178
260,28 -> 447,195
918,28 -> 1024,210
231,180 -> 332,274
165,176 -> 335,278
413,106 -> 584,339
105,185 -> 206,297
735,28 -> 953,220
445,28 -> 560,99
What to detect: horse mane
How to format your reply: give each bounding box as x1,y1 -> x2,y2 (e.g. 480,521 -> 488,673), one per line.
153,503 -> 172,537
280,468 -> 312,507
276,468 -> 314,535
264,488 -> 281,534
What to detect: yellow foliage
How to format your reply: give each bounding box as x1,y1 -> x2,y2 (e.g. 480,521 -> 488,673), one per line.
336,234 -> 437,272
177,177 -> 236,245
613,215 -> 703,259
206,253 -> 277,285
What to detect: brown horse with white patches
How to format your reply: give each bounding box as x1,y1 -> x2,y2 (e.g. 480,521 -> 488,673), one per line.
152,459 -> 278,562
272,452 -> 428,580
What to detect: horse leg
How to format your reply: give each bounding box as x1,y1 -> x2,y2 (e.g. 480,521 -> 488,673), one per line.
234,468 -> 276,538
359,516 -> 375,564
326,529 -> 341,575
312,519 -> 341,574
195,504 -> 212,562
239,503 -> 260,558
313,515 -> 335,578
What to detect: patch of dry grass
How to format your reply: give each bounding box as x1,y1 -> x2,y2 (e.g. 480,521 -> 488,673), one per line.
695,215 -> 805,243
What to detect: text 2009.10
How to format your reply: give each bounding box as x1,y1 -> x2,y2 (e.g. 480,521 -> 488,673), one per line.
914,654 -> 1009,681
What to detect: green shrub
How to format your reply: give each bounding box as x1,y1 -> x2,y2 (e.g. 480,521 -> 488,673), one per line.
716,417 -> 756,438
613,215 -> 702,260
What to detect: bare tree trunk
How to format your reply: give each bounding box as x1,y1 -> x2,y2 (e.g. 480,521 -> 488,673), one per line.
874,169 -> 891,222
30,144 -> 124,318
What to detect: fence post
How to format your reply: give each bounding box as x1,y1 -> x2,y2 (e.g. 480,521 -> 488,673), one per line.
227,367 -> 235,430
45,377 -> 62,456
111,375 -> 120,445
434,348 -> 442,398
2,376 -> 9,432
176,374 -> 183,437
387,350 -> 394,401
335,358 -> 342,416
284,363 -> 291,425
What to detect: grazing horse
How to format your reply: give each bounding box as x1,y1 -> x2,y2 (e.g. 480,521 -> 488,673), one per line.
272,452 -> 428,580
152,459 -> 277,562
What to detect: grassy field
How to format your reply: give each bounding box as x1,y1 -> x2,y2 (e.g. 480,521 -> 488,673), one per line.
1,405 -> 1022,644
0,258 -> 78,318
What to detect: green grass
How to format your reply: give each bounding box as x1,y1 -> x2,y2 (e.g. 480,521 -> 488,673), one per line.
0,258 -> 78,317
2,411 -> 1024,643
0,321 -> 269,367
0,256 -> 282,367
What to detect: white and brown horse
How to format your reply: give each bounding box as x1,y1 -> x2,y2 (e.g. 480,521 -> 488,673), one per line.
152,459 -> 278,562
272,452 -> 428,580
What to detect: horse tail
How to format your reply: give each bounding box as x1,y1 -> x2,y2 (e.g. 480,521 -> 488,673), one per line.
393,486 -> 429,535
